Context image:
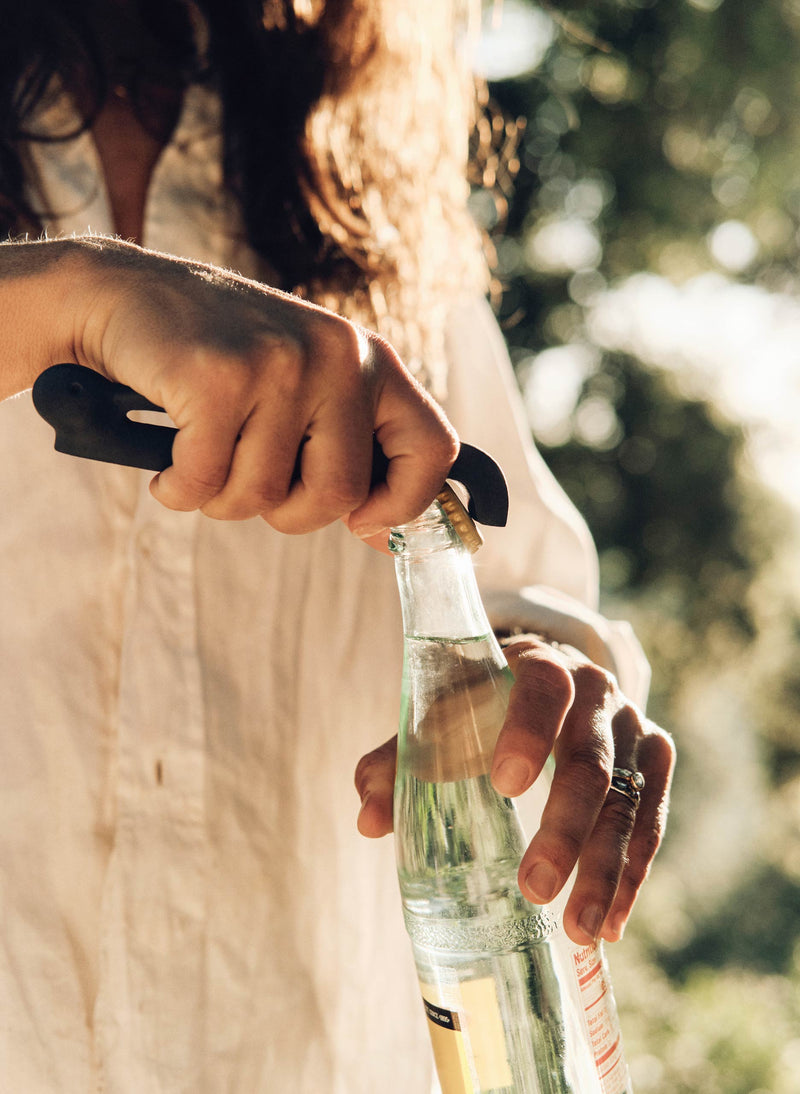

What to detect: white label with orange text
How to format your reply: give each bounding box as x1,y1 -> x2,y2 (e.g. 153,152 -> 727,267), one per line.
571,944 -> 630,1094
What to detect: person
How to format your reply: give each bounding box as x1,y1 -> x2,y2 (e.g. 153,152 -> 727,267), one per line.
0,0 -> 675,1090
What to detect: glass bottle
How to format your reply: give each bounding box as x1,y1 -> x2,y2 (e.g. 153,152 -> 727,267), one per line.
391,487 -> 632,1094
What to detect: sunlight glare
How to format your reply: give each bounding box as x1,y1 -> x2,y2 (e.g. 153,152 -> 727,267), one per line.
474,0 -> 554,81
587,272 -> 800,509
522,342 -> 599,445
708,219 -> 759,272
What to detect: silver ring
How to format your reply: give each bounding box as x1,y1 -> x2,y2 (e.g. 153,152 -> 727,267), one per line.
608,767 -> 645,806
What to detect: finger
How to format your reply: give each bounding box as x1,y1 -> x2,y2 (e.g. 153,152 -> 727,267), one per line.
355,527 -> 392,555
354,736 -> 398,838
150,410 -> 242,511
490,643 -> 575,798
196,321 -> 371,527
562,708 -> 643,943
199,400 -> 304,521
602,725 -> 676,941
517,662 -> 616,907
264,402 -> 374,534
346,338 -> 459,537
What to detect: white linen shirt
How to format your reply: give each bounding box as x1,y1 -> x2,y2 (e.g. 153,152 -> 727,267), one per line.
0,83 -> 647,1092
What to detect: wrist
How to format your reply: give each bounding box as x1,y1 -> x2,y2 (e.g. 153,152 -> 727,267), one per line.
0,236 -> 108,397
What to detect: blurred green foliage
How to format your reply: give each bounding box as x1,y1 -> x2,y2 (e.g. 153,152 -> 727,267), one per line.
480,0 -> 800,1087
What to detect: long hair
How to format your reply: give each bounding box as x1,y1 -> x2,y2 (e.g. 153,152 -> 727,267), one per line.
0,0 -> 488,394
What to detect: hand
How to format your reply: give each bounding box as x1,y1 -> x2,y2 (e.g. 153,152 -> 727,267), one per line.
354,634 -> 675,946
491,635 -> 675,944
8,237 -> 459,535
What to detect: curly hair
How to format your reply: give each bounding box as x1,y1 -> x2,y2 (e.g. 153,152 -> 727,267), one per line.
0,0 -> 489,394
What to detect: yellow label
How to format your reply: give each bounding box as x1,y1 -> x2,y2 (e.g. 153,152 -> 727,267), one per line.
422,997 -> 473,1094
421,978 -> 513,1092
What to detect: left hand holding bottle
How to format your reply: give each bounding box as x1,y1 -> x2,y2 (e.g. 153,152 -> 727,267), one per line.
355,634 -> 675,947
492,635 -> 675,946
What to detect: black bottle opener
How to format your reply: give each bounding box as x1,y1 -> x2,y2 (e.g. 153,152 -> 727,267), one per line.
32,363 -> 509,527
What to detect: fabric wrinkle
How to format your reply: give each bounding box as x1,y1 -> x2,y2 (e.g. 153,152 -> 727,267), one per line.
1,74 -> 647,1094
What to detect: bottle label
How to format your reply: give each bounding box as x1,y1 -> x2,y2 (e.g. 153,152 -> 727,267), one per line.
571,944 -> 629,1094
420,978 -> 513,1093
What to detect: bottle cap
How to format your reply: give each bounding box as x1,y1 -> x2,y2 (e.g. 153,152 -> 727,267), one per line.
436,484 -> 484,553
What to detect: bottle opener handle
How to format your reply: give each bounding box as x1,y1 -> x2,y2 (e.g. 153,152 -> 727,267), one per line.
32,363 -> 509,526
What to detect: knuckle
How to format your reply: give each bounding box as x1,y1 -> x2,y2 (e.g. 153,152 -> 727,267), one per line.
572,661 -> 617,704
649,724 -> 678,772
263,340 -> 307,401
518,654 -> 575,709
602,793 -> 639,831
196,353 -> 254,400
566,742 -> 614,794
315,476 -> 370,515
534,825 -> 583,875
434,428 -> 461,471
413,404 -> 460,461
353,754 -> 380,796
611,701 -> 644,738
621,856 -> 651,895
204,481 -> 289,521
293,474 -> 369,520
310,315 -> 363,375
636,827 -> 665,868
594,859 -> 627,897
415,405 -> 461,470
354,741 -> 395,796
182,468 -> 228,500
253,486 -> 290,514
363,328 -> 405,372
551,831 -> 584,873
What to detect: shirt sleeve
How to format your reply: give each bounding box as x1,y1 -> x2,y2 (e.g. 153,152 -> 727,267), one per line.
442,296 -> 650,708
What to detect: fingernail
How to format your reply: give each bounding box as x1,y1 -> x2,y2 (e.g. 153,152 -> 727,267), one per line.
578,904 -> 604,941
492,757 -> 533,797
351,522 -> 389,540
523,862 -> 559,903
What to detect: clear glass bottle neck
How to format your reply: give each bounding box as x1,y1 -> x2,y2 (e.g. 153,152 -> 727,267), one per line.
390,500 -> 492,641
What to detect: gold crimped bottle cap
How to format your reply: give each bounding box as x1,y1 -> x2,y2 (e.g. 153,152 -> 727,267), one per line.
436,484 -> 484,553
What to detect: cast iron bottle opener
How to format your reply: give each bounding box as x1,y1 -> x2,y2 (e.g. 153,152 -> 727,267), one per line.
32,363 -> 509,528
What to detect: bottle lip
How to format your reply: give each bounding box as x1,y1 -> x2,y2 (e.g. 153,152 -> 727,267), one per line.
436,485 -> 483,554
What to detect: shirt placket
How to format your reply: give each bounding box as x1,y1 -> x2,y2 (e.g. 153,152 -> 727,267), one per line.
104,483 -> 209,1084
118,485 -> 205,851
